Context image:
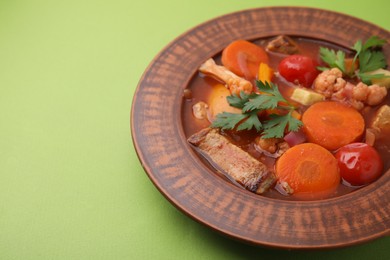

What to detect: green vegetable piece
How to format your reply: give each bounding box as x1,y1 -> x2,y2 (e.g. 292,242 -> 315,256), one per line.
290,87 -> 325,106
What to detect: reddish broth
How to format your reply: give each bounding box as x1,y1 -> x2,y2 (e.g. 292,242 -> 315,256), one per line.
182,37 -> 390,200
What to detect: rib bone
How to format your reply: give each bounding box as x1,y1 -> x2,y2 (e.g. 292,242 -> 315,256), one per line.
199,58 -> 253,95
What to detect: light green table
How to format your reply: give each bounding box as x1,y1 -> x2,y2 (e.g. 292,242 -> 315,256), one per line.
1,0 -> 389,259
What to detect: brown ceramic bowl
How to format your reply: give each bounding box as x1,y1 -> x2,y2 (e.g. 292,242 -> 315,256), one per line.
131,7 -> 390,249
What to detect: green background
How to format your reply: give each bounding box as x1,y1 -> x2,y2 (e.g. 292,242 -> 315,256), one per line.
1,0 -> 389,259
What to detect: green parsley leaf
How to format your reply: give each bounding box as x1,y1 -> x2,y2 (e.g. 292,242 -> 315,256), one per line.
257,81 -> 287,100
317,66 -> 330,72
236,112 -> 263,131
350,36 -> 387,76
211,81 -> 302,138
319,47 -> 346,73
358,72 -> 390,85
352,40 -> 362,54
226,92 -> 249,108
261,114 -> 290,138
358,50 -> 386,73
261,112 -> 303,138
239,81 -> 287,112
286,113 -> 304,132
256,80 -> 273,92
361,35 -> 386,50
351,40 -> 362,73
258,81 -> 286,105
211,112 -> 248,130
319,36 -> 388,81
242,94 -> 282,112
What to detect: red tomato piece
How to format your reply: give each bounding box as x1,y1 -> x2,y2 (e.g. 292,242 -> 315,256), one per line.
335,143 -> 383,186
278,55 -> 320,87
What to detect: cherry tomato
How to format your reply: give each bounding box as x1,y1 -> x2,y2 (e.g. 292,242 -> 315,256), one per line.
335,143 -> 383,186
278,55 -> 320,87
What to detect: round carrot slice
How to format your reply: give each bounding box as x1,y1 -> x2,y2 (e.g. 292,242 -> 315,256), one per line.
302,101 -> 365,151
276,143 -> 340,198
221,40 -> 269,80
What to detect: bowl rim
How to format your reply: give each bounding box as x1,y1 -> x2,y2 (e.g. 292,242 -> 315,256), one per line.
131,6 -> 390,249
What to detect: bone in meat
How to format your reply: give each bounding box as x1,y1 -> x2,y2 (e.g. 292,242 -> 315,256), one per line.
199,58 -> 253,95
188,128 -> 275,193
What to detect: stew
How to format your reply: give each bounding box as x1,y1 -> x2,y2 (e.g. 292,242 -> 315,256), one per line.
182,36 -> 390,200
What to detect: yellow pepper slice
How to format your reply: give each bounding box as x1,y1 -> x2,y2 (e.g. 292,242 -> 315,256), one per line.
258,63 -> 274,83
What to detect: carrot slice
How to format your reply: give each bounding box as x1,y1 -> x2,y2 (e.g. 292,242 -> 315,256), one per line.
344,57 -> 359,74
221,40 -> 269,80
302,101 -> 365,150
276,143 -> 340,198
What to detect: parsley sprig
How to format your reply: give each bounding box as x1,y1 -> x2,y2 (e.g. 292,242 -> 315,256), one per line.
318,48 -> 346,73
211,81 -> 303,138
318,36 -> 388,84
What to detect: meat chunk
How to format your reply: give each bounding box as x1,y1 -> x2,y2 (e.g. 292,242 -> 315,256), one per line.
199,58 -> 253,95
371,105 -> 390,133
266,35 -> 299,55
188,128 -> 275,193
